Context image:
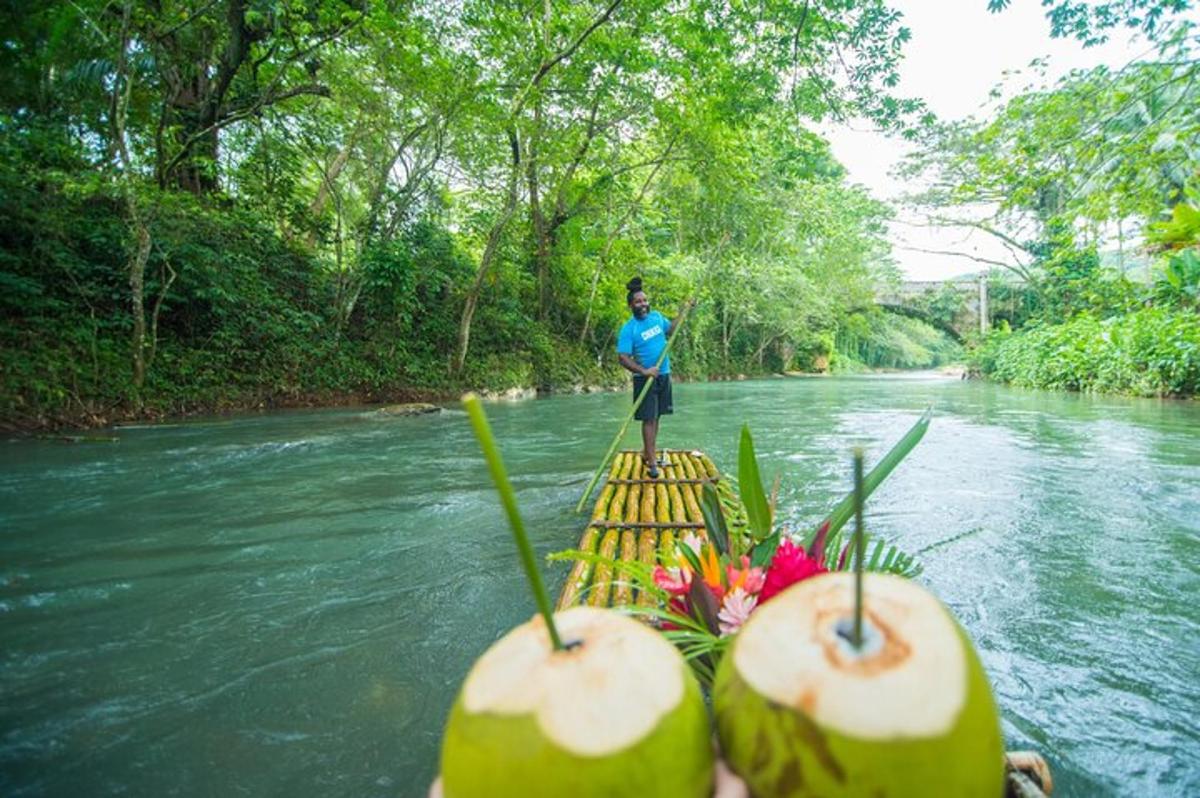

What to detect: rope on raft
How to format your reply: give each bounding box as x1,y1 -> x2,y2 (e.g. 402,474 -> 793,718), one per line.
589,520 -> 706,529
605,477 -> 719,485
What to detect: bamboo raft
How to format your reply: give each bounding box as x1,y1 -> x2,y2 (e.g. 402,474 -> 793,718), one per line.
555,447 -> 1054,798
556,449 -> 746,611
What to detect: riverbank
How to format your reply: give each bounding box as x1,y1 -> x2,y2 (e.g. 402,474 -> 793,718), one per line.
0,381 -> 617,435
5,367 -> 985,435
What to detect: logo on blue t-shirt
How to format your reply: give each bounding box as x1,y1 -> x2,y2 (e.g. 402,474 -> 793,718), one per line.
617,310 -> 670,374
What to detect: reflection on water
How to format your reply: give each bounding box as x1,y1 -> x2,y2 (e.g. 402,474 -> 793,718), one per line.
1,376 -> 1197,796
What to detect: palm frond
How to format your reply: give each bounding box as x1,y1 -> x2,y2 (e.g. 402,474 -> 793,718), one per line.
830,532 -> 923,578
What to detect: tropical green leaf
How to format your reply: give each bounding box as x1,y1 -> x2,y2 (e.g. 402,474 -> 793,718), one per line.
699,482 -> 730,556
829,534 -> 922,579
677,540 -> 705,576
749,531 -> 781,569
817,407 -> 931,564
738,424 -> 772,541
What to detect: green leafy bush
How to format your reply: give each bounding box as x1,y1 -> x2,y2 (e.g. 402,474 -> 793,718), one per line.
973,307 -> 1200,396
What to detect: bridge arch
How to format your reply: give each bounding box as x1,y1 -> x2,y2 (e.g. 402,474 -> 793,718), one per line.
875,303 -> 964,343
848,304 -> 965,343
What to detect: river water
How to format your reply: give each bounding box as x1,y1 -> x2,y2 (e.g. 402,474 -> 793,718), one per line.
1,375 -> 1197,796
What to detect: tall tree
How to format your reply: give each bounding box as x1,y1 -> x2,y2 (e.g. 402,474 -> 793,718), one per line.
140,0 -> 368,192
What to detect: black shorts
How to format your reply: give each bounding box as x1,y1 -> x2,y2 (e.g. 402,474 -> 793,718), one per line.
632,374 -> 673,421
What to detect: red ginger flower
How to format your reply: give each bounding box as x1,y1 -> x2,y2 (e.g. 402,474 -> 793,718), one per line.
759,538 -> 827,604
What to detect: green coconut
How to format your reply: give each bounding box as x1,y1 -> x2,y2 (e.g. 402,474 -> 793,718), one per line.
713,572 -> 1004,797
440,606 -> 713,798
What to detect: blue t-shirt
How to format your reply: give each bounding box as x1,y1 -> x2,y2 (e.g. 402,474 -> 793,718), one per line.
617,310 -> 671,374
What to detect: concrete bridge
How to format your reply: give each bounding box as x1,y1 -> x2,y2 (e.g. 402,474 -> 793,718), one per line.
875,275 -> 1025,339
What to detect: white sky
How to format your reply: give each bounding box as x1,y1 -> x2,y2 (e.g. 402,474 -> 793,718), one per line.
822,0 -> 1153,281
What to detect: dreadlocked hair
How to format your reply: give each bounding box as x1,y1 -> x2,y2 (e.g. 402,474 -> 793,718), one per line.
625,276 -> 644,305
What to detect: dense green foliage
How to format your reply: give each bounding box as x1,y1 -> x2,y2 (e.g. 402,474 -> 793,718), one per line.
3,1 -> 1195,428
1,0 -> 931,430
974,308 -> 1200,395
906,17 -> 1199,398
965,192 -> 1200,396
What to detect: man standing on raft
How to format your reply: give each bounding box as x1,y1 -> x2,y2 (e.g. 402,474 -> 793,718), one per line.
617,277 -> 676,479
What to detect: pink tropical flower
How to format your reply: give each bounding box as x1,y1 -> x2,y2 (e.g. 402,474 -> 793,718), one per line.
652,565 -> 692,596
759,538 -> 827,604
717,587 -> 758,636
725,555 -> 766,595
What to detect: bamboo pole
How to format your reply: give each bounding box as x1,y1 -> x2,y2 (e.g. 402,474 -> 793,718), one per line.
590,484 -> 615,522
640,478 -> 656,523
668,483 -> 689,525
658,529 -> 676,563
682,453 -> 705,501
625,483 -> 642,525
607,452 -> 627,484
556,526 -> 600,610
614,529 -> 637,606
612,483 -> 641,607
574,300 -> 695,513
663,456 -> 678,480
683,490 -> 704,528
655,483 -> 670,523
636,525 -> 658,607
607,455 -> 632,529
588,529 -> 620,607
558,471 -> 620,609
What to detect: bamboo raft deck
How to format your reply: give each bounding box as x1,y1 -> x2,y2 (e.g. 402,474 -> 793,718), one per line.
556,448 -> 746,610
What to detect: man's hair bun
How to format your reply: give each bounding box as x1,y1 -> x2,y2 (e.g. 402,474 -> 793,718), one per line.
625,276 -> 643,293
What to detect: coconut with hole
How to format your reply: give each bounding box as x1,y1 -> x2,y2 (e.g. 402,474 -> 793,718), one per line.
440,606 -> 713,797
713,572 -> 1004,797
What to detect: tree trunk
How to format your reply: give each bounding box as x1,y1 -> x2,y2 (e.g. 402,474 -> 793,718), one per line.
113,2 -> 154,395
579,256 -> 606,344
146,257 -> 177,375
721,304 -> 730,372
305,132 -> 358,245
159,70 -> 221,192
454,132 -> 522,375
128,224 -> 152,389
534,225 -> 551,322
168,117 -> 220,193
526,103 -> 553,323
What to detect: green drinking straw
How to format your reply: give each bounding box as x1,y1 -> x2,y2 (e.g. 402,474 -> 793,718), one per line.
463,393 -> 564,651
852,448 -> 866,649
